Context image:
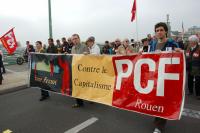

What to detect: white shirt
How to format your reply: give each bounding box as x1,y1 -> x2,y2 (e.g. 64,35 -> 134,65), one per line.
89,44 -> 100,55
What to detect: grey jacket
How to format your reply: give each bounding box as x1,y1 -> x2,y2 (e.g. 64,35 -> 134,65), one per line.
71,43 -> 89,54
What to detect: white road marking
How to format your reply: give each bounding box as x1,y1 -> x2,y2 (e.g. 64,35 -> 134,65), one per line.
182,108 -> 200,119
3,129 -> 12,133
5,68 -> 17,73
64,117 -> 98,133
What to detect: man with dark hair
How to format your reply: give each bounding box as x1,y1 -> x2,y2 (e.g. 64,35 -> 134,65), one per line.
154,22 -> 169,37
67,37 -> 73,54
40,38 -> 58,101
23,41 -> 35,63
71,34 -> 89,107
47,38 -> 58,53
61,37 -> 70,54
25,41 -> 35,53
150,22 -> 179,52
150,22 -> 180,133
56,39 -> 62,53
141,38 -> 150,52
102,41 -> 112,54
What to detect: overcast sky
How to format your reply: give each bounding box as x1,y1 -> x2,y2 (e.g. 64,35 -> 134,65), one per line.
0,0 -> 199,46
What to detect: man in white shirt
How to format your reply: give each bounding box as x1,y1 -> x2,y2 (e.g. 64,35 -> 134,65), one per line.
86,36 -> 100,54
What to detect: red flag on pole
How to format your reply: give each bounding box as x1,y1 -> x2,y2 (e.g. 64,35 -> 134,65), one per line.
131,0 -> 137,22
0,28 -> 18,54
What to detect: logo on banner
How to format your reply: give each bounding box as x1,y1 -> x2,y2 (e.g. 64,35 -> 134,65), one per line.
0,28 -> 18,54
193,53 -> 199,57
112,53 -> 185,120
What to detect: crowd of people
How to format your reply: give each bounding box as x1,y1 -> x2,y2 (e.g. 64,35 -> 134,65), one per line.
1,22 -> 200,133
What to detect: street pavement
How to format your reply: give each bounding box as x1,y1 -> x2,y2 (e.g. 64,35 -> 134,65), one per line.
0,64 -> 28,95
5,63 -> 29,72
0,88 -> 200,133
0,64 -> 200,133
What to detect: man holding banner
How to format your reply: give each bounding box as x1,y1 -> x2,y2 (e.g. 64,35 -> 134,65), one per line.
71,34 -> 89,108
39,38 -> 58,101
150,22 -> 180,133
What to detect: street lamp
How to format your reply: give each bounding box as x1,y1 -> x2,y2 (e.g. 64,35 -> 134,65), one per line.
48,0 -> 53,38
166,14 -> 171,38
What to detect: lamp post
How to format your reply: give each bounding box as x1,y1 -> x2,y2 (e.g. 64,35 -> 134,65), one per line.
166,14 -> 171,38
48,0 -> 53,38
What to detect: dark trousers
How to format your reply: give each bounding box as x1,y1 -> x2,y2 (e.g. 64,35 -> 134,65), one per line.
196,76 -> 200,96
76,98 -> 84,106
188,73 -> 200,96
0,73 -> 2,85
41,89 -> 49,97
2,63 -> 5,73
0,77 -> 2,85
154,117 -> 167,131
188,73 -> 194,94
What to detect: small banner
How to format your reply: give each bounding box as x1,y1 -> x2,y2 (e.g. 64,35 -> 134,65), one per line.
0,28 -> 18,54
29,52 -> 185,120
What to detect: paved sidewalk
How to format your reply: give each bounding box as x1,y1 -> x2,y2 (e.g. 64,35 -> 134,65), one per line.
0,71 -> 29,95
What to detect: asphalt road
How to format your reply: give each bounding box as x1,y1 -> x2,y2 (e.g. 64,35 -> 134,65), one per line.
0,88 -> 200,133
5,64 -> 28,73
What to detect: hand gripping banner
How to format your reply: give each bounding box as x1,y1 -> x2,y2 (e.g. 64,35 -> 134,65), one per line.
29,52 -> 185,120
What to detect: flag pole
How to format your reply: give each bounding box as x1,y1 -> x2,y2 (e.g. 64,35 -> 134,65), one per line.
182,21 -> 184,40
136,6 -> 139,42
48,0 -> 53,38
131,0 -> 138,41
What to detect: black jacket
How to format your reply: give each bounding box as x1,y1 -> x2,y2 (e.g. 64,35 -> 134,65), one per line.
0,54 -> 3,80
186,45 -> 200,76
47,45 -> 58,53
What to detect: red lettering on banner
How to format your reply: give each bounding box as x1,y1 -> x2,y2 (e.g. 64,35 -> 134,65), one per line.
112,52 -> 185,120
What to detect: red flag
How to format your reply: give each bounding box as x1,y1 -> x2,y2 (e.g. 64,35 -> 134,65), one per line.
0,28 -> 18,54
131,0 -> 137,22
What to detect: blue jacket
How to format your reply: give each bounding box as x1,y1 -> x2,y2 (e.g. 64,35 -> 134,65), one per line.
149,38 -> 179,52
